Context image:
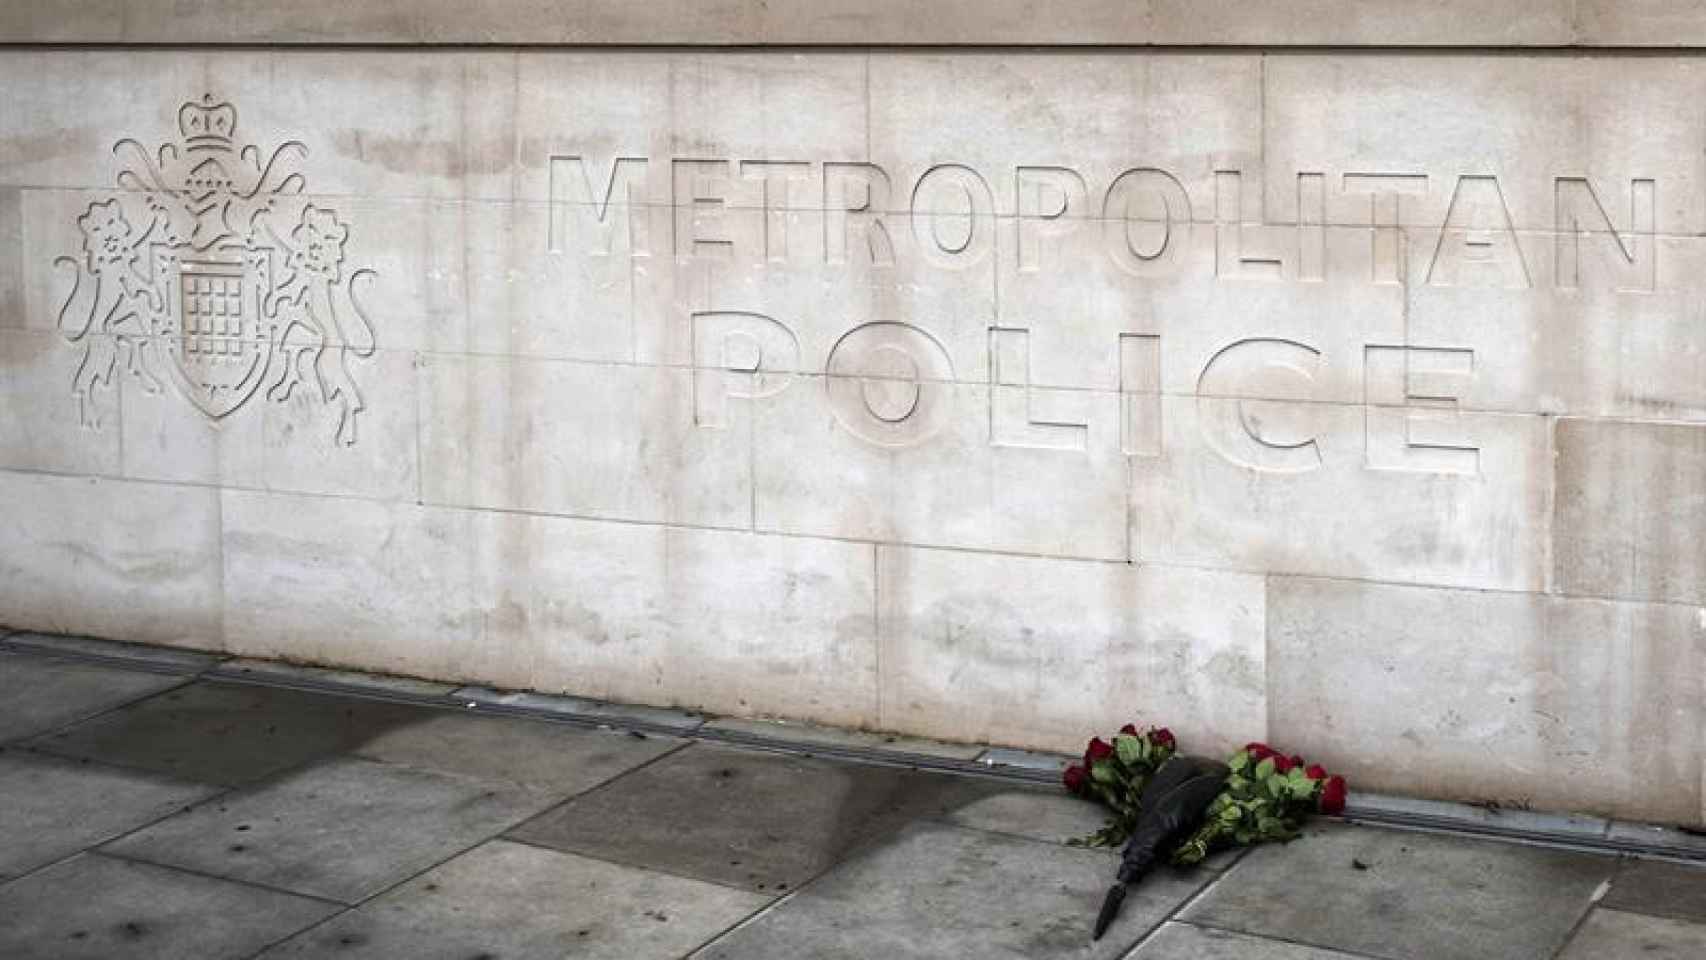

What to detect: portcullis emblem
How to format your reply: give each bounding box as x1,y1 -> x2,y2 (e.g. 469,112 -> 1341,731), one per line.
55,94 -> 376,445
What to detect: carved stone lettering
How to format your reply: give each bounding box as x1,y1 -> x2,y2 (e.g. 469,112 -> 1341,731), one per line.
1014,166 -> 1087,274
1102,168 -> 1191,277
988,327 -> 1089,452
692,311 -> 801,427
910,164 -> 995,268
1364,346 -> 1480,476
1196,338 -> 1324,473
825,322 -> 955,447
1427,175 -> 1529,288
548,156 -> 652,257
1554,177 -> 1655,293
1342,173 -> 1428,285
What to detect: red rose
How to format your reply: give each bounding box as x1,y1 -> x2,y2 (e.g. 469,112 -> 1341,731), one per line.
1273,754 -> 1294,773
1305,764 -> 1327,780
1063,764 -> 1088,795
1320,776 -> 1348,815
1151,728 -> 1176,748
1245,742 -> 1276,761
1119,723 -> 1139,736
1290,755 -> 1304,768
1085,737 -> 1114,764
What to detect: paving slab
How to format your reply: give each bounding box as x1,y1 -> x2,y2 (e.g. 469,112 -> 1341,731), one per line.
509,742 -> 1000,893
0,751 -> 217,880
690,821 -> 1205,959
352,711 -> 683,793
4,632 -> 224,672
30,681 -> 439,786
1601,859 -> 1706,924
0,853 -> 337,960
943,787 -> 1118,846
1556,908 -> 1706,960
258,839 -> 769,959
1181,822 -> 1615,960
453,685 -> 707,732
0,649 -> 185,742
705,716 -> 984,760
105,756 -> 556,903
213,658 -> 458,698
945,788 -> 1248,873
1129,922 -> 1372,959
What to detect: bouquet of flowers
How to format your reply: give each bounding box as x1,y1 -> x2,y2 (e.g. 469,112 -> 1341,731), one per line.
1064,728 -> 1347,866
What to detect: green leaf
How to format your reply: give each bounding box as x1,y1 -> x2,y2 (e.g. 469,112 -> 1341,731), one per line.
1090,761 -> 1118,785
1228,753 -> 1249,774
1254,757 -> 1276,780
1115,734 -> 1143,766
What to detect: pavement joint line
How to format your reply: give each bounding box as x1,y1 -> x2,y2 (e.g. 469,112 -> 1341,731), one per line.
494,832 -> 775,900
10,630 -> 1706,865
90,847 -> 353,908
3,673 -> 201,752
1175,918 -> 1397,960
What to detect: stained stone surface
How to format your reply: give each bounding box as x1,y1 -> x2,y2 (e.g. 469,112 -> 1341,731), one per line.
689,821 -> 1207,960
351,711 -> 684,793
1129,923 -> 1370,959
1601,859 -> 1706,924
1,30 -> 1705,825
30,681 -> 438,786
508,742 -> 999,892
0,853 -> 338,960
941,788 -> 1124,847
1555,909 -> 1706,960
0,751 -> 216,880
105,756 -> 556,903
258,840 -> 770,959
1181,823 -> 1616,960
0,648 -> 186,742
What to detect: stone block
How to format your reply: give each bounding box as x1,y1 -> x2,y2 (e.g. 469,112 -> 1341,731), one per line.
754,379 -> 1129,560
1554,418 -> 1706,604
0,329 -> 121,474
0,853 -> 335,960
508,742 -> 997,892
33,680 -> 436,786
257,840 -> 768,958
1556,909 -> 1706,960
1267,576 -> 1706,824
106,755 -> 555,902
1133,398 -> 1551,591
0,471 -> 221,647
1602,860 -> 1706,924
1181,822 -> 1614,960
689,820 -> 1206,959
222,491 -> 479,683
0,648 -> 185,742
876,548 -> 1266,755
0,751 -> 215,880
419,355 -> 751,529
1264,55 -> 1706,235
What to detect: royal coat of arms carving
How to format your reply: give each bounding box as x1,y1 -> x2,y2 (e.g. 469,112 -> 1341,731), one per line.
54,94 -> 376,445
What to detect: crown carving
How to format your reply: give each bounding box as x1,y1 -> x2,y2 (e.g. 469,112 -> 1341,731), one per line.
179,94 -> 237,145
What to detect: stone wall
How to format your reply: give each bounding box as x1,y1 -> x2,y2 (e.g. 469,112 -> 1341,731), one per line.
2,8 -> 1703,825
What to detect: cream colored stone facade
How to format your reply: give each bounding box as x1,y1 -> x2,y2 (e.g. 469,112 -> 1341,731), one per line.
1,12 -> 1703,825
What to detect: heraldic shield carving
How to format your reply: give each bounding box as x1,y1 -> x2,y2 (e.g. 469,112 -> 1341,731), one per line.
54,94 -> 377,445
